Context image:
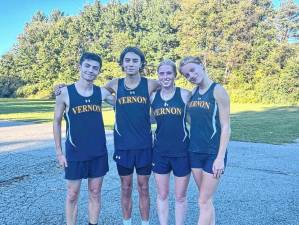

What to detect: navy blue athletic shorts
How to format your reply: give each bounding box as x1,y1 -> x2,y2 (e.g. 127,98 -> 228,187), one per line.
152,152 -> 190,177
65,154 -> 109,180
113,148 -> 152,176
189,152 -> 228,174
116,163 -> 152,176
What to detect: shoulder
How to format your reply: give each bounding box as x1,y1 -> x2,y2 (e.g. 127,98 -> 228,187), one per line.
93,84 -> 101,90
150,91 -> 157,104
191,86 -> 198,95
56,86 -> 68,103
106,78 -> 119,86
147,78 -> 160,93
100,86 -> 110,97
147,78 -> 159,86
105,78 -> 119,93
60,86 -> 68,97
213,84 -> 229,104
180,88 -> 191,97
179,88 -> 191,104
146,78 -> 158,86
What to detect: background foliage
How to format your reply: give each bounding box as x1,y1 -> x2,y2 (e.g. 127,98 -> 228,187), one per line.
0,0 -> 298,103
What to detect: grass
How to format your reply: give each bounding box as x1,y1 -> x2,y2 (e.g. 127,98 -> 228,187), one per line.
1,98 -> 298,144
230,104 -> 299,144
0,98 -> 115,129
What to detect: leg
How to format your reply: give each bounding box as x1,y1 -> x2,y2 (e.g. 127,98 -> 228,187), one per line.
88,177 -> 104,224
120,175 -> 133,219
191,168 -> 203,225
66,180 -> 82,225
154,173 -> 170,225
174,174 -> 190,225
192,168 -> 203,191
137,174 -> 151,221
198,171 -> 220,225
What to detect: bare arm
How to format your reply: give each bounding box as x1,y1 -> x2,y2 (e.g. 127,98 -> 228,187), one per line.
104,78 -> 118,95
53,83 -> 66,96
180,88 -> 191,105
101,87 -> 116,107
180,88 -> 191,124
212,85 -> 231,178
215,85 -> 230,158
148,79 -> 160,96
53,88 -> 68,167
149,91 -> 157,124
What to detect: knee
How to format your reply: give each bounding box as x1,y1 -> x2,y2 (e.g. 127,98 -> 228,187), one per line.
157,191 -> 168,201
89,186 -> 100,200
67,189 -> 79,203
199,197 -> 213,209
175,193 -> 186,203
121,183 -> 132,196
137,182 -> 149,196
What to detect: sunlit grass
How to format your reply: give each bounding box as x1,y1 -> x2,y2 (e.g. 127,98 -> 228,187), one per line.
1,99 -> 298,144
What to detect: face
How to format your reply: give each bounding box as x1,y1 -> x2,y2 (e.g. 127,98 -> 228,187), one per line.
158,65 -> 176,88
79,59 -> 101,82
122,52 -> 142,76
180,63 -> 205,85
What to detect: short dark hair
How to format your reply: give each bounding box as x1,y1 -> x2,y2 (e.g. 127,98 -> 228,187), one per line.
79,52 -> 102,69
119,46 -> 146,71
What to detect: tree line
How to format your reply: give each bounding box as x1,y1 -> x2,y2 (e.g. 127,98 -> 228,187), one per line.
0,0 -> 298,103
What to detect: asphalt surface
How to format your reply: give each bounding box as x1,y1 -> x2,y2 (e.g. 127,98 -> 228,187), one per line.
0,121 -> 298,225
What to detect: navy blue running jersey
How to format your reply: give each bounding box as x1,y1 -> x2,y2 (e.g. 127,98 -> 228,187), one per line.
188,83 -> 221,154
114,77 -> 152,150
64,84 -> 107,161
151,87 -> 189,157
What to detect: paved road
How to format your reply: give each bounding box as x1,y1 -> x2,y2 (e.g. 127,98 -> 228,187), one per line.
0,121 -> 298,225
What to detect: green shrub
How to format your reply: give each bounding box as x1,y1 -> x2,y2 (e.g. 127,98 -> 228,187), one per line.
0,74 -> 24,97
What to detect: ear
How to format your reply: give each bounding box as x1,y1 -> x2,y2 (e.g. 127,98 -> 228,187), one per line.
118,60 -> 122,67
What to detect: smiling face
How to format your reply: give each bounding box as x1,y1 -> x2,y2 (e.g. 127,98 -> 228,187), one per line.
79,59 -> 101,82
122,52 -> 142,76
179,62 -> 206,85
158,64 -> 176,89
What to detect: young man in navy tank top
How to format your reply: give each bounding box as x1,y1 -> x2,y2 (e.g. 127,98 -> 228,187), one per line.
53,53 -> 114,225
150,59 -> 191,225
179,56 -> 231,225
105,47 -> 159,225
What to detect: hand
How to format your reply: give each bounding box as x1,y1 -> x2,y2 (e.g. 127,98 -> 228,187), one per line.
54,83 -> 66,96
57,153 -> 68,168
212,157 -> 225,179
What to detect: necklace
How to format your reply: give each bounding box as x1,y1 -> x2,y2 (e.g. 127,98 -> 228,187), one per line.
124,77 -> 141,95
161,86 -> 176,107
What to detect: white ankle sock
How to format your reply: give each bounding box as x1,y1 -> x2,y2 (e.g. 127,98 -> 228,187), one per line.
123,218 -> 132,225
141,220 -> 149,225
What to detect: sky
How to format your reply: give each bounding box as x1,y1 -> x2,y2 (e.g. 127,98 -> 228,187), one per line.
0,0 -> 296,57
0,0 -> 100,56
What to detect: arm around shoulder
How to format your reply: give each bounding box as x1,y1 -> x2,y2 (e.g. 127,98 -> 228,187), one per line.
101,87 -> 116,106
180,88 -> 191,105
148,79 -> 160,95
104,78 -> 118,94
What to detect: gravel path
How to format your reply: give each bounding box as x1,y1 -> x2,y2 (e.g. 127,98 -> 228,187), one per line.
0,121 -> 298,225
